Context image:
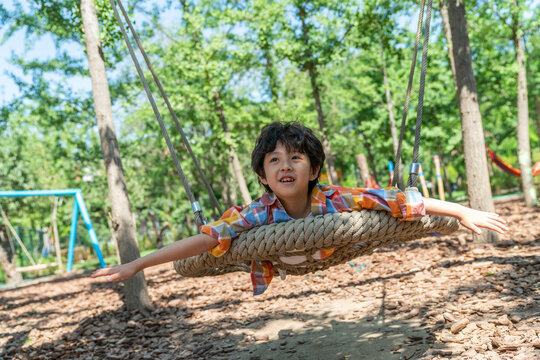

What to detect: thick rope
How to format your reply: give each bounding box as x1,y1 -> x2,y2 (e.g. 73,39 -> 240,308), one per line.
109,0 -> 205,225
408,0 -> 433,188
174,211 -> 459,277
392,0 -> 425,188
113,0 -> 222,216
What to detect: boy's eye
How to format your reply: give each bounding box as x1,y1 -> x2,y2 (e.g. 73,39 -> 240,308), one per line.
292,155 -> 302,160
269,157 -> 278,162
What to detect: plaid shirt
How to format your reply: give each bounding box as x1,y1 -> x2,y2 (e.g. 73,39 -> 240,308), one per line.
200,184 -> 425,295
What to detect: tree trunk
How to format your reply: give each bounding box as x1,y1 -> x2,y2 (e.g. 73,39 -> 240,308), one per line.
307,67 -> 339,185
439,0 -> 458,87
0,228 -> 23,284
378,25 -> 403,189
148,211 -> 162,248
432,110 -> 453,200
297,5 -> 338,185
447,0 -> 497,243
360,133 -> 379,185
512,2 -> 538,207
212,92 -> 252,205
355,154 -> 370,187
80,0 -> 151,310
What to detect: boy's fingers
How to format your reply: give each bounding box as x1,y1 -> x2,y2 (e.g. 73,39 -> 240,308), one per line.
469,224 -> 482,234
106,274 -> 120,281
91,267 -> 116,278
488,219 -> 509,231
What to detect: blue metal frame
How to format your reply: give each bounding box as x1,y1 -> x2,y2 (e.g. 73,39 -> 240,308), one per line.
0,189 -> 106,271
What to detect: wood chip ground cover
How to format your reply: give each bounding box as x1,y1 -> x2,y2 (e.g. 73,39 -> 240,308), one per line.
1,197 -> 539,359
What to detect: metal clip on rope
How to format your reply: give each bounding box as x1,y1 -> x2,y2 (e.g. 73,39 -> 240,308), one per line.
409,162 -> 421,175
407,162 -> 422,188
191,201 -> 207,227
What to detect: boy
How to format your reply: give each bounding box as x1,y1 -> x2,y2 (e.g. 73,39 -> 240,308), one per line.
92,122 -> 508,295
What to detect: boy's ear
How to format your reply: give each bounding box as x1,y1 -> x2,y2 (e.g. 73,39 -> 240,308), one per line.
259,173 -> 268,185
310,166 -> 321,181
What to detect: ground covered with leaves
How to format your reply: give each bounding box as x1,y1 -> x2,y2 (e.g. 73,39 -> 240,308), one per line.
1,196 -> 539,360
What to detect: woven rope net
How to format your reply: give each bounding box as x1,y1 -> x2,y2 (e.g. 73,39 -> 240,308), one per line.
174,210 -> 459,277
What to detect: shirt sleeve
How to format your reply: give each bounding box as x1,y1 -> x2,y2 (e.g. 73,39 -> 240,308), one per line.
333,186 -> 425,221
200,202 -> 269,257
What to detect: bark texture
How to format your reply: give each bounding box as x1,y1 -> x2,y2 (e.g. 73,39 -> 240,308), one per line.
439,0 -> 458,87
447,0 -> 497,243
355,154 -> 370,187
298,5 -> 338,185
512,2 -> 538,207
378,26 -> 403,189
213,92 -> 252,205
80,0 -> 151,309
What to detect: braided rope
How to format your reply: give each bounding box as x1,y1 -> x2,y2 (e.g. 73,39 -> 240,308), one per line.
174,211 -> 459,277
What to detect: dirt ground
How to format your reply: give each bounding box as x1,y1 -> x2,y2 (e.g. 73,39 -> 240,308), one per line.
1,196 -> 539,360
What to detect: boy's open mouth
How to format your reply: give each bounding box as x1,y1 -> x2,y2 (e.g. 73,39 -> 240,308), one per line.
279,176 -> 295,183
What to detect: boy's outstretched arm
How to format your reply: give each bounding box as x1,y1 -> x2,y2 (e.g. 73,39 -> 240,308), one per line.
423,197 -> 509,235
91,234 -> 218,282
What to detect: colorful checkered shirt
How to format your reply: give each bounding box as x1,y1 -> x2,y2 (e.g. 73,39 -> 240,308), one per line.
200,184 -> 425,295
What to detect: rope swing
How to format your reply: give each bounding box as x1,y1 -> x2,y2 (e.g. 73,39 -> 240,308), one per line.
109,0 -> 458,277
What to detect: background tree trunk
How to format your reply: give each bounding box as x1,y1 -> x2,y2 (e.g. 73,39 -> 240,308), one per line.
355,154 -> 370,187
512,2 -> 538,207
213,92 -> 252,205
378,25 -> 404,189
298,5 -> 338,185
0,228 -> 22,284
439,0 -> 458,87
80,0 -> 151,310
447,0 -> 497,243
308,67 -> 339,185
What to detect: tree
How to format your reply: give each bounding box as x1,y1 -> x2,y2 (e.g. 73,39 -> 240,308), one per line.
280,0 -> 355,185
447,0 -> 497,242
510,0 -> 538,206
80,0 -> 151,309
473,0 -> 538,206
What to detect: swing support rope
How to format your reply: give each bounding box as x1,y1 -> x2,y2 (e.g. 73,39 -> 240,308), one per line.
105,0 -> 459,278
108,0 -> 223,226
392,0 -> 433,189
110,0 -> 433,217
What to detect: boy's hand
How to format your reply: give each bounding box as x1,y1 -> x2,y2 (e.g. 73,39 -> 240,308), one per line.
91,262 -> 139,282
457,208 -> 509,235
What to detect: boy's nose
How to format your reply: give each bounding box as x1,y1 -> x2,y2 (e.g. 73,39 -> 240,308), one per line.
281,160 -> 293,170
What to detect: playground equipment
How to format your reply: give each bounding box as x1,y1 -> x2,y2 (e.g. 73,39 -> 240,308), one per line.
418,164 -> 429,198
108,0 -> 458,277
433,155 -> 445,200
0,189 -> 106,272
487,147 -> 540,178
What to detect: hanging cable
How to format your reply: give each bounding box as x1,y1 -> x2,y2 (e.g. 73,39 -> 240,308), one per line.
108,0 -> 208,226
408,0 -> 433,188
392,0 -> 425,188
113,0 -> 222,216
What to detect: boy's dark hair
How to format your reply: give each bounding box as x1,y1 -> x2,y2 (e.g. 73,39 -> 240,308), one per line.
251,122 -> 325,193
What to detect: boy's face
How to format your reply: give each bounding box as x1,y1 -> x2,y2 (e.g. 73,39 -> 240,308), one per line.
259,142 -> 320,201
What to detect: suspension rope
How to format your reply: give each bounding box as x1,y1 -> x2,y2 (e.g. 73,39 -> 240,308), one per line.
114,0 -> 222,216
408,0 -> 432,188
109,0 -> 221,225
392,0 -> 430,188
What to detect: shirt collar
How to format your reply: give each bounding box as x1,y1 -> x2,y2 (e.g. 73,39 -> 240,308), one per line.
311,185 -> 327,204
260,192 -> 278,206
260,184 -> 335,208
